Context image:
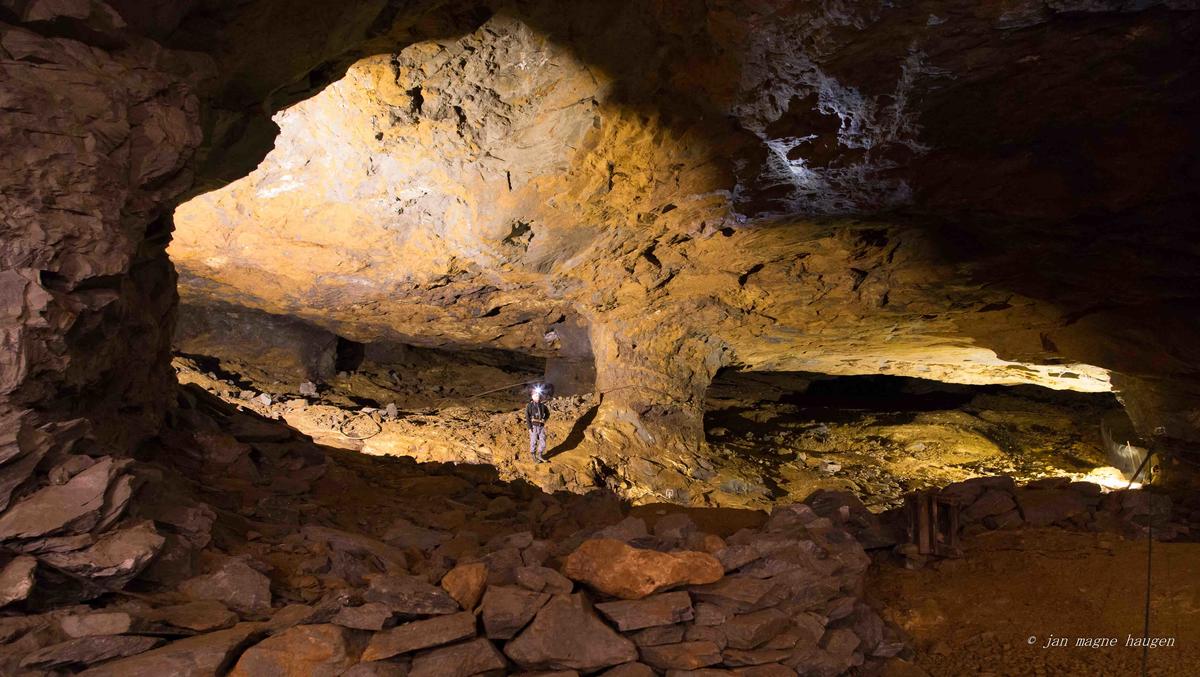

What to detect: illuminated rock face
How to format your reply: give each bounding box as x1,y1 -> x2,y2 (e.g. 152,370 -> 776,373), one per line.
171,6 -> 1193,465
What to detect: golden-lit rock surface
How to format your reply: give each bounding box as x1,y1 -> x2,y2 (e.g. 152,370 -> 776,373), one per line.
171,13 -> 1145,470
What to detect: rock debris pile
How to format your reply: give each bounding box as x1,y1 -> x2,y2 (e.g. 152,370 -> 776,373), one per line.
0,385 -> 907,676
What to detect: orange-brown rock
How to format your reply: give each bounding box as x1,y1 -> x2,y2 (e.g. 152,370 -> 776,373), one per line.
229,624 -> 363,677
439,562 -> 488,611
561,539 -> 723,600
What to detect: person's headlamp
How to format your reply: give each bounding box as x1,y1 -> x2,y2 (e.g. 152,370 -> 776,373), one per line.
532,384 -> 545,397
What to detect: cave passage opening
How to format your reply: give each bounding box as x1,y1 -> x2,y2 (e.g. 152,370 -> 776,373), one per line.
703,368 -> 1135,509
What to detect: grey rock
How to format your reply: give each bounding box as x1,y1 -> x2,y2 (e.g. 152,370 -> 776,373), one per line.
481,586 -> 551,640
60,611 -> 138,637
365,575 -> 460,617
332,602 -> 394,631
42,520 -> 165,589
383,518 -> 449,552
180,558 -> 272,617
505,594 -> 637,671
20,635 -> 162,670
0,457 -> 116,539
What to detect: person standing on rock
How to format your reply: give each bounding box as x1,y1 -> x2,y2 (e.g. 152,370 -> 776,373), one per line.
526,387 -> 550,463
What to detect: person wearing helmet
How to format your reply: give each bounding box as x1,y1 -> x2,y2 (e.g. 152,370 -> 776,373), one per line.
526,386 -> 550,463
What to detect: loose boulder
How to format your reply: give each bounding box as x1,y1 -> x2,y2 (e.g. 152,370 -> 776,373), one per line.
562,539 -> 723,600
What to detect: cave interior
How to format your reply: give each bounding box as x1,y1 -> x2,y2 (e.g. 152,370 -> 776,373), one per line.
2,1 -> 1199,675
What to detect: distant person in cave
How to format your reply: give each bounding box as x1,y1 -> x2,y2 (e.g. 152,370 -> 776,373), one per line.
526,386 -> 550,463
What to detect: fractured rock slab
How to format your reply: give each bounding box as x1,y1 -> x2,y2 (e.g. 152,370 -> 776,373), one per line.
180,558 -> 272,617
365,574 -> 460,616
505,594 -> 637,672
562,539 -> 723,600
481,585 -> 550,639
360,611 -> 477,662
229,623 -> 363,676
595,591 -> 694,631
638,640 -> 723,671
409,638 -> 507,677
20,635 -> 162,671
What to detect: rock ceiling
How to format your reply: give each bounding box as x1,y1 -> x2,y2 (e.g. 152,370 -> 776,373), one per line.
171,2 -> 1200,456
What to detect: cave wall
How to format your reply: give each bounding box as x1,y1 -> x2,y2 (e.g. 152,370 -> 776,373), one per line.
1,2 -> 209,478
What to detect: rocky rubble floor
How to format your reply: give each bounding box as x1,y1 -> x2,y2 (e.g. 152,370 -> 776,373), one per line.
2,380 -> 1196,675
703,376 -> 1124,511
0,384 -> 911,676
173,357 -> 1133,513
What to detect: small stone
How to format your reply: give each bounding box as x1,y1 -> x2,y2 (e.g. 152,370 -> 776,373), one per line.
0,555 -> 37,607
592,517 -> 648,542
148,600 -> 239,632
440,562 -> 488,610
299,382 -> 318,397
60,612 -> 136,637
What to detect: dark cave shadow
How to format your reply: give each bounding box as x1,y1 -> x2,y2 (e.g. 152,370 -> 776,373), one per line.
545,403 -> 599,460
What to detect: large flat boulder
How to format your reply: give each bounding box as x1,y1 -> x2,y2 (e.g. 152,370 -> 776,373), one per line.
562,539 -> 722,600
